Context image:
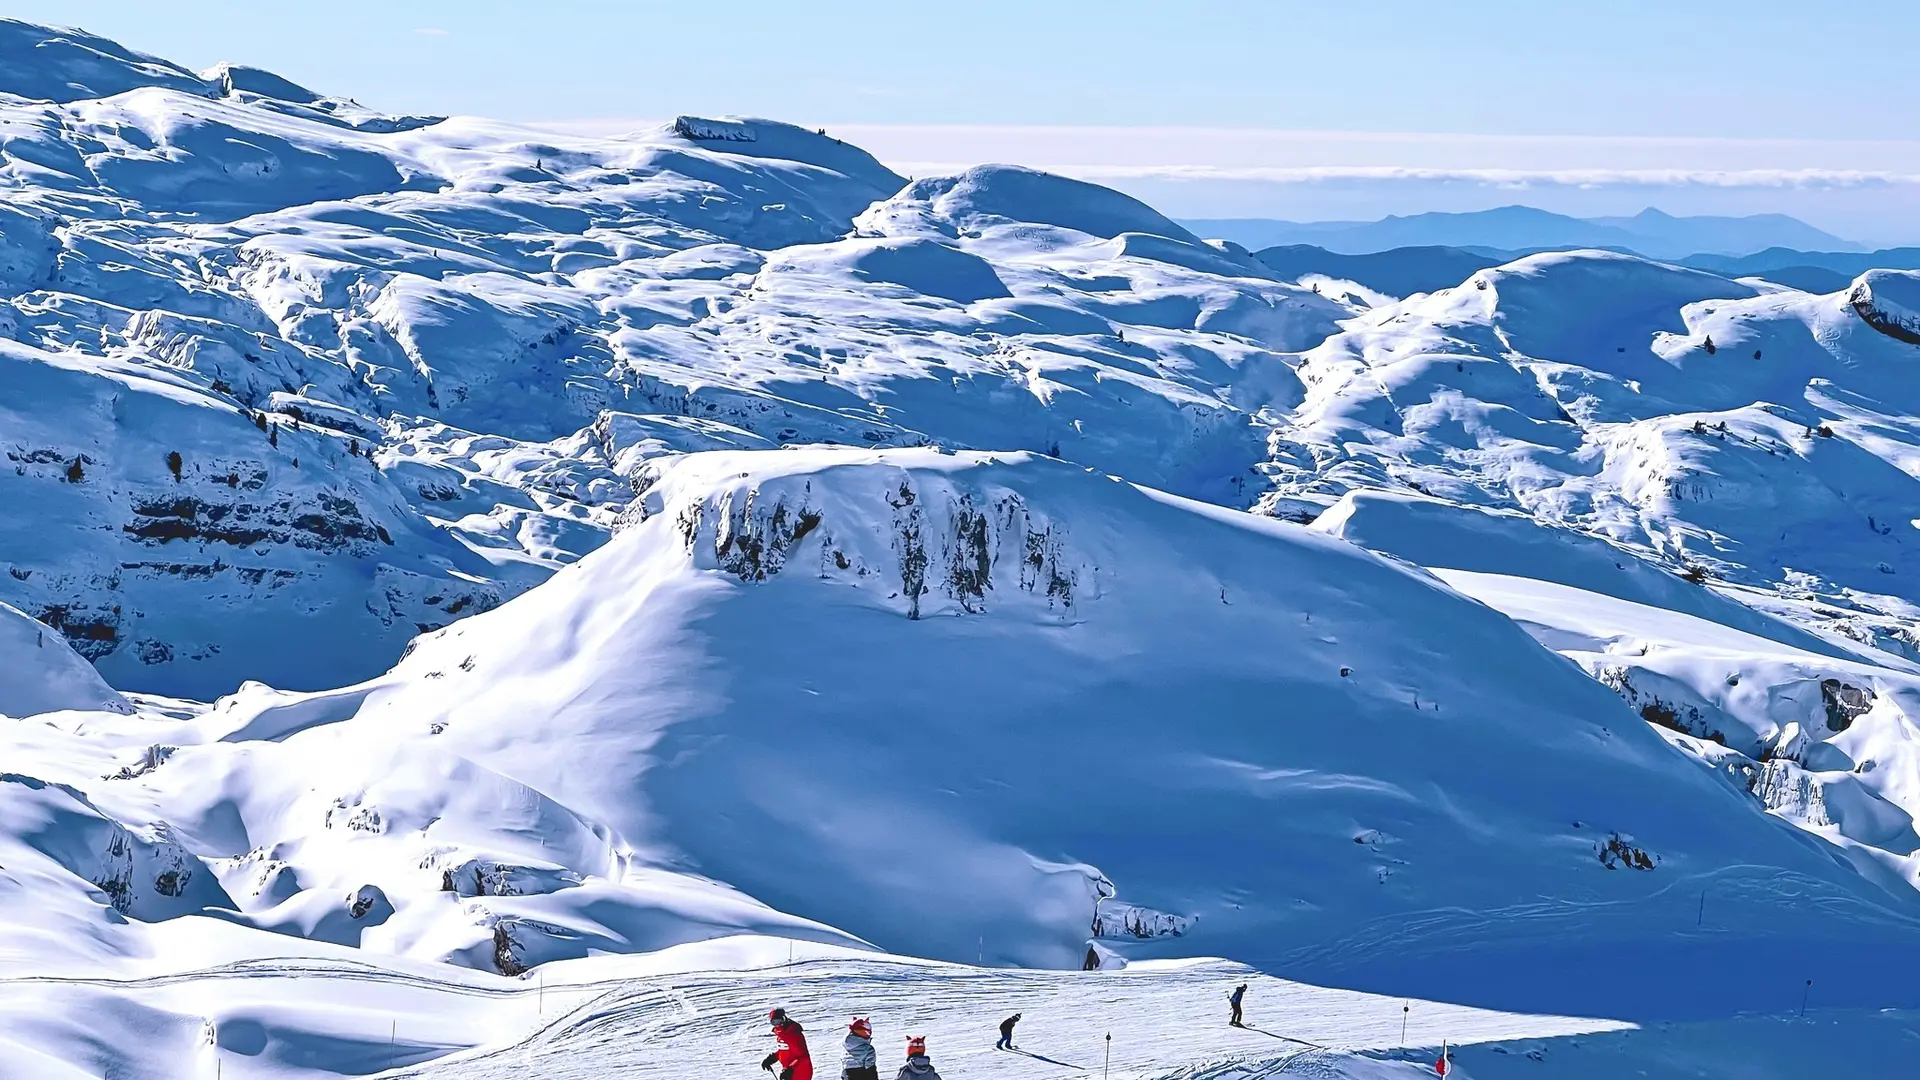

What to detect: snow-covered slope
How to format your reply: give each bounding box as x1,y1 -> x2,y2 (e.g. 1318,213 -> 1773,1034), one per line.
12,17 -> 1920,1079
0,600 -> 128,717
1265,249 -> 1920,660
0,20 -> 1342,697
11,447 -> 1920,1078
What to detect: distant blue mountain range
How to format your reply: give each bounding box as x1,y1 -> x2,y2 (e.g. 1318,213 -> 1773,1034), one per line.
1249,242 -> 1920,300
1185,205 -> 1861,261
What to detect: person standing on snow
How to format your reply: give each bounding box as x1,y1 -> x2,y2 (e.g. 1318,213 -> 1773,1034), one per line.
1229,983 -> 1247,1027
996,1013 -> 1021,1050
762,1008 -> 814,1080
897,1035 -> 942,1080
843,1017 -> 878,1080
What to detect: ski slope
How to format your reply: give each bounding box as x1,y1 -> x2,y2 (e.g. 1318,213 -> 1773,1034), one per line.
3,934 -> 1913,1080
383,946 -> 1633,1080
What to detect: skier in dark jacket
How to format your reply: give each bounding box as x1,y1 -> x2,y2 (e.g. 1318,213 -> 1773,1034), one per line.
1229,983 -> 1247,1027
996,1013 -> 1021,1050
843,1017 -> 878,1080
762,1008 -> 814,1080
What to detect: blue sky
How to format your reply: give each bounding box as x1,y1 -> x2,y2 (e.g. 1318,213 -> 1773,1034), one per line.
18,0 -> 1920,239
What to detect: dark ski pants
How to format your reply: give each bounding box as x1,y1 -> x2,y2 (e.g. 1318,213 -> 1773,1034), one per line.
845,1070 -> 879,1080
1230,1003 -> 1243,1026
997,1033 -> 1014,1049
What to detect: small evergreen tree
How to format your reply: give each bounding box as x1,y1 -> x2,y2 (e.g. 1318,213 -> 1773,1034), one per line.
166,451 -> 183,481
65,456 -> 84,483
1703,335 -> 1717,354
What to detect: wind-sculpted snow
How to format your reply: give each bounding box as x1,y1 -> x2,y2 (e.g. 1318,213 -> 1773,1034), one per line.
861,164 -> 1203,244
1440,571 -> 1920,897
0,22 -> 1347,695
0,601 -> 129,717
1262,248 -> 1920,662
0,17 -> 214,102
125,449 -> 1920,994
1850,268 -> 1920,344
9,446 -> 1920,1080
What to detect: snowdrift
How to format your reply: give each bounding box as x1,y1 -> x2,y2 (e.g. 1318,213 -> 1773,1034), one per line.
860,163 -> 1201,243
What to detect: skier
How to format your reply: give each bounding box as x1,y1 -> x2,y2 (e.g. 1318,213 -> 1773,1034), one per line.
1229,983 -> 1247,1027
897,1035 -> 941,1080
762,1007 -> 814,1080
843,1017 -> 878,1080
996,1013 -> 1021,1050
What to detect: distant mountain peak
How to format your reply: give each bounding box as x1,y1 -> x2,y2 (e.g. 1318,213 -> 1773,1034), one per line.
1185,205 -> 1860,259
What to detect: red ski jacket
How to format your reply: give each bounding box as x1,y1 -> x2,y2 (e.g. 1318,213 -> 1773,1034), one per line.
774,1020 -> 814,1080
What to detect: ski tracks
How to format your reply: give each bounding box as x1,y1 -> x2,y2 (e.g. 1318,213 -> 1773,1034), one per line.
379,956 -> 1626,1080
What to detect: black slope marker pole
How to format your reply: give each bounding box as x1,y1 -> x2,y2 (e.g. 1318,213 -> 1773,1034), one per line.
1104,1032 -> 1111,1080
1800,978 -> 1812,1019
1401,1002 -> 1409,1048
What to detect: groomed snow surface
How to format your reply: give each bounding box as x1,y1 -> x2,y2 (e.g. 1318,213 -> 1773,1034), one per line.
9,16 -> 1920,1080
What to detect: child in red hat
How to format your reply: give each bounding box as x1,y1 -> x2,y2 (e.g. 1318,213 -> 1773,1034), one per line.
897,1036 -> 941,1079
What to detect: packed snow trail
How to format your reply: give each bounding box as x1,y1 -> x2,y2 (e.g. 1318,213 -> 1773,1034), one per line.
6,940 -> 1915,1079
376,953 -> 1632,1080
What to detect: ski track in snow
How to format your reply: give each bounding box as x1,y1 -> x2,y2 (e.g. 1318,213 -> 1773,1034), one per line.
374,958 -> 1625,1080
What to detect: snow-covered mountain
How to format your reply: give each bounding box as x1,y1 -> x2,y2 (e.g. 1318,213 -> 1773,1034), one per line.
11,18 -> 1920,1080
0,16 -> 1342,697
1187,206 -> 1861,259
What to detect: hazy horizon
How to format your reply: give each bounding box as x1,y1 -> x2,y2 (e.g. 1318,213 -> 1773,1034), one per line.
12,0 -> 1920,243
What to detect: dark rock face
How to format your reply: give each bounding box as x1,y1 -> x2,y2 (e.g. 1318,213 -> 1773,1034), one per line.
1820,678 -> 1873,732
124,489 -> 390,552
1851,282 -> 1920,345
662,473 -> 1081,624
1595,666 -> 1731,748
1596,832 -> 1656,870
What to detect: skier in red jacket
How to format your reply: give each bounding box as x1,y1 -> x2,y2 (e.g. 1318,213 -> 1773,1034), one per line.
762,1008 -> 815,1080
